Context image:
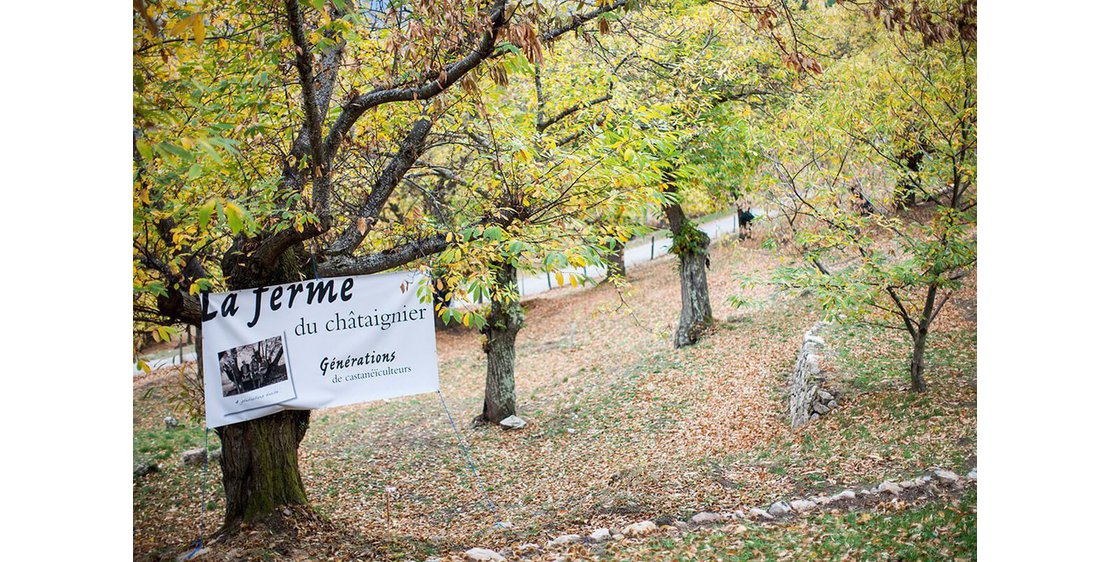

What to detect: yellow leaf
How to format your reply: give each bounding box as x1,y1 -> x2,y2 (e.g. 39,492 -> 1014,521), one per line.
168,15 -> 192,38
193,14 -> 206,47
555,271 -> 564,286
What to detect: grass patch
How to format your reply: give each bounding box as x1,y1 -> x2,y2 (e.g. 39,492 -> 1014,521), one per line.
613,489 -> 977,561
134,425 -> 217,463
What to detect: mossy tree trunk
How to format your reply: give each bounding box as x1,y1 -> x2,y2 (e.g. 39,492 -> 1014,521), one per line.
214,246 -> 312,530
907,283 -> 939,393
890,282 -> 942,394
480,261 -> 523,422
216,410 -> 311,529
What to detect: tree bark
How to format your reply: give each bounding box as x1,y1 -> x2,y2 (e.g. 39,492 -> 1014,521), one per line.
664,199 -> 712,348
215,410 -> 311,529
213,247 -> 312,530
909,331 -> 928,393
480,262 -> 523,422
603,241 -> 626,280
431,268 -> 456,331
908,283 -> 939,393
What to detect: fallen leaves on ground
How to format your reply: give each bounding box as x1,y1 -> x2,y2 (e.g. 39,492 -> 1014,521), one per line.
133,234 -> 976,561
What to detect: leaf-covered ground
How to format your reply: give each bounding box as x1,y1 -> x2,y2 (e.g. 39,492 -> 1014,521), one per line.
133,232 -> 976,561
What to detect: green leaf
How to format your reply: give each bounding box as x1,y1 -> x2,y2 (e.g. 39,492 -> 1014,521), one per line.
197,138 -> 225,165
225,202 -> 244,234
197,200 -> 215,230
136,140 -> 153,162
146,281 -> 169,297
484,226 -> 505,241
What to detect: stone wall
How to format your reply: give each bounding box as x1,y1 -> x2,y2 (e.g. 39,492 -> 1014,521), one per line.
788,322 -> 838,427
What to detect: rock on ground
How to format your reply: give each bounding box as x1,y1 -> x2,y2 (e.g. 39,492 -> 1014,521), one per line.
182,448 -> 207,466
465,547 -> 505,562
547,534 -> 581,547
789,499 -> 817,512
767,501 -> 792,517
691,512 -> 724,524
934,469 -> 960,483
499,415 -> 526,430
621,521 -> 658,536
134,461 -> 159,478
877,481 -> 902,495
748,508 -> 774,520
588,528 -> 611,541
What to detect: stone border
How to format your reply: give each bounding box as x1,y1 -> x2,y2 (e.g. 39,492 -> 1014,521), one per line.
455,467 -> 977,561
788,322 -> 838,427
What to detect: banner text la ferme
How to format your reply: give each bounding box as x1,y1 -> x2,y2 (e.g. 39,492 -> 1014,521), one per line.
200,271 -> 439,428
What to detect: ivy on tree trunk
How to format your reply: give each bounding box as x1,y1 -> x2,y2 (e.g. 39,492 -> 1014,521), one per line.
481,261 -> 523,422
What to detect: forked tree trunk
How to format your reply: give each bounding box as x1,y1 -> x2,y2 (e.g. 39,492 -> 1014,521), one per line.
903,282 -> 941,393
664,199 -> 712,348
481,262 -> 523,422
216,410 -> 311,529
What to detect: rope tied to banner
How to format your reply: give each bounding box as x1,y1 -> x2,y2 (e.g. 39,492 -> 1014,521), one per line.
310,251 -> 320,281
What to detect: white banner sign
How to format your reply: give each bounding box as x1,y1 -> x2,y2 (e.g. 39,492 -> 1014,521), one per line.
200,271 -> 438,428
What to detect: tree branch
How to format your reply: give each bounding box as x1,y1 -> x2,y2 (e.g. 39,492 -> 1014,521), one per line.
537,92 -> 613,132
318,234 -> 449,277
326,118 -> 434,256
322,0 -> 511,162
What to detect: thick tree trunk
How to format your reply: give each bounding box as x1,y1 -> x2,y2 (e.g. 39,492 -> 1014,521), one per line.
603,241 -> 626,280
480,262 -> 523,422
664,199 -> 712,348
214,247 -> 312,530
215,410 -> 311,529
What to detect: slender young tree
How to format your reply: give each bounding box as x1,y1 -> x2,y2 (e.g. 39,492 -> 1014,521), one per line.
757,0 -> 976,392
